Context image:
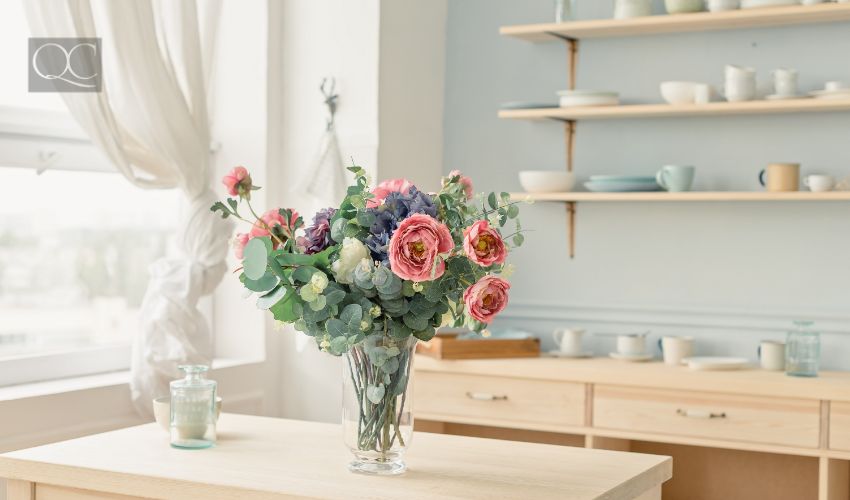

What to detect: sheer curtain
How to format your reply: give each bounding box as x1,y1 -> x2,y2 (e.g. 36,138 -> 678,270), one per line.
25,0 -> 230,416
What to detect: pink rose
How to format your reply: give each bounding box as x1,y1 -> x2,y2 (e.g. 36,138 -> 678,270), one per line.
222,166 -> 252,197
449,169 -> 474,200
368,178 -> 415,208
463,275 -> 510,324
388,213 -> 453,282
249,208 -> 300,241
232,233 -> 250,259
463,220 -> 507,267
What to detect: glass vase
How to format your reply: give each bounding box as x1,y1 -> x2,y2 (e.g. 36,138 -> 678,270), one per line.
342,334 -> 416,475
786,320 -> 820,378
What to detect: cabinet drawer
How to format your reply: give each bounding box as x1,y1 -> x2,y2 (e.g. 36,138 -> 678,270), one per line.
415,371 -> 585,430
593,385 -> 820,448
830,401 -> 850,451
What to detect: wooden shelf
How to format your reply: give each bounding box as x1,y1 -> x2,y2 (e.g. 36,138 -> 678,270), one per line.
510,191 -> 850,202
499,98 -> 850,121
500,3 -> 850,42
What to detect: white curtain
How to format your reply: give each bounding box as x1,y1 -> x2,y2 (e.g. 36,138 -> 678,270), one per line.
25,0 -> 231,417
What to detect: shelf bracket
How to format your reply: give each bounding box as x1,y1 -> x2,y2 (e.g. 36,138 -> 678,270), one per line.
565,120 -> 576,172
566,202 -> 576,259
567,39 -> 579,90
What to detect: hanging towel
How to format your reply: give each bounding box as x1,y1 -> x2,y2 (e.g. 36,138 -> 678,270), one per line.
298,125 -> 347,205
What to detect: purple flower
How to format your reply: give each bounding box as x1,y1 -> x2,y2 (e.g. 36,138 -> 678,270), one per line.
297,207 -> 336,254
365,188 -> 436,263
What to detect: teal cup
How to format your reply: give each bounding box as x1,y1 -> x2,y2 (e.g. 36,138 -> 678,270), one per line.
656,165 -> 695,192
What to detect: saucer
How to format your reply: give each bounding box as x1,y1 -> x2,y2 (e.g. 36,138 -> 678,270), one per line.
545,351 -> 593,359
809,89 -> 850,99
609,352 -> 653,362
765,94 -> 808,101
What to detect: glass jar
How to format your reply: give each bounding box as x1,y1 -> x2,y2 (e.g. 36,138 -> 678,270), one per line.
786,321 -> 820,378
170,365 -> 217,449
342,334 -> 416,475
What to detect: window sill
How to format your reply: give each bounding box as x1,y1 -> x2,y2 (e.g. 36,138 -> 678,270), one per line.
0,358 -> 262,403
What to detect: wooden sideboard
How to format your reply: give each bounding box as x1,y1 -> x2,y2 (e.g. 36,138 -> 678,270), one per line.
414,356 -> 850,500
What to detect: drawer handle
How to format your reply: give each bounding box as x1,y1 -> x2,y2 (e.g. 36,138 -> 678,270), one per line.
466,391 -> 508,401
676,408 -> 727,419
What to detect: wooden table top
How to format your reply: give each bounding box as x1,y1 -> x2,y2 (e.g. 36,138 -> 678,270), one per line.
416,356 -> 850,402
0,414 -> 671,500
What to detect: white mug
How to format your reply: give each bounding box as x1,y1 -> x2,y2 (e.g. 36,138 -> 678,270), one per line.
658,336 -> 694,366
708,0 -> 739,10
725,64 -> 755,80
553,328 -> 585,355
825,81 -> 849,92
773,68 -> 798,97
759,340 -> 786,371
614,0 -> 653,18
617,335 -> 646,355
694,84 -> 712,104
804,174 -> 835,192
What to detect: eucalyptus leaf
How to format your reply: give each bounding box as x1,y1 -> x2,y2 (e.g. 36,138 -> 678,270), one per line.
243,272 -> 277,293
340,304 -> 363,331
242,237 -> 270,280
326,318 -> 347,338
308,294 -> 327,311
293,266 -> 321,283
413,326 -> 437,342
331,217 -> 347,244
269,293 -> 298,322
329,336 -> 349,355
507,204 -> 519,219
324,288 -> 346,306
403,312 -> 429,332
487,192 -> 497,210
366,384 -> 385,404
256,286 -> 287,309
513,233 -> 525,246
381,357 -> 399,375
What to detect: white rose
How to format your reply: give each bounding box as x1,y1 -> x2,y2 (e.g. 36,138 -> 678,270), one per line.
331,237 -> 370,284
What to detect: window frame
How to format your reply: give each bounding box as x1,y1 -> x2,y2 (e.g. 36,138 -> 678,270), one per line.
0,105 -> 136,387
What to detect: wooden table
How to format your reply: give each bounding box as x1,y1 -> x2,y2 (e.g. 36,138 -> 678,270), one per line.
0,414 -> 671,500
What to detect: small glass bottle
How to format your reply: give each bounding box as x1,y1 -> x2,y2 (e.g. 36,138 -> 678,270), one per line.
554,0 -> 577,22
786,320 -> 820,378
170,365 -> 217,449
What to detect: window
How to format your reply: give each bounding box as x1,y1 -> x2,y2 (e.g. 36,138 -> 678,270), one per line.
0,2 -> 179,387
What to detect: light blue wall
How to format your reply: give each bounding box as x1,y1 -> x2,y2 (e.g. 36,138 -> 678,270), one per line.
443,0 -> 850,369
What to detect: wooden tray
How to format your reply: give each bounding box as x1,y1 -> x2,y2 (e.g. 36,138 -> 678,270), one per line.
416,333 -> 540,360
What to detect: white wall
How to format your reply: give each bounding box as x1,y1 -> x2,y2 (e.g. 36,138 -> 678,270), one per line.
443,0 -> 850,368
268,0 -> 447,423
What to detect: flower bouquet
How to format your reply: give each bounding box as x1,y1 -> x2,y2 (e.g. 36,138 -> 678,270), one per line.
211,165 -> 523,474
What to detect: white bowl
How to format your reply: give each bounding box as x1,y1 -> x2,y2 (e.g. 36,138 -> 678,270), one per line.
519,171 -> 576,193
153,396 -> 222,432
660,81 -> 701,105
557,90 -> 619,107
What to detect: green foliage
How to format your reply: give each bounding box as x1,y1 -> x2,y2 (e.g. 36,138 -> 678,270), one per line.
242,237 -> 271,280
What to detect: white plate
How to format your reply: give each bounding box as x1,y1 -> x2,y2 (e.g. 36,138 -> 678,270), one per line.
741,0 -> 799,8
765,94 -> 809,100
545,351 -> 594,359
557,89 -> 619,97
560,95 -> 620,107
609,352 -> 653,362
682,356 -> 749,371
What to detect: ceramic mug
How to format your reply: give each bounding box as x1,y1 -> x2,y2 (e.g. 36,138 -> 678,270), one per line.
758,340 -> 786,371
617,335 -> 646,355
694,84 -> 712,104
656,165 -> 695,192
614,0 -> 652,18
825,81 -> 850,92
804,175 -> 835,192
773,68 -> 798,97
552,328 -> 585,355
707,0 -> 739,10
759,163 -> 800,192
658,336 -> 694,365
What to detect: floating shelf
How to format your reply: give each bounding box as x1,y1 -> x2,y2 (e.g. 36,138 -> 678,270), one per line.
499,98 -> 850,121
510,191 -> 850,202
500,3 -> 850,42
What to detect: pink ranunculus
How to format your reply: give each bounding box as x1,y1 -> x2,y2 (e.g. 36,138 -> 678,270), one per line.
449,169 -> 474,200
222,166 -> 252,197
388,213 -> 453,282
463,275 -> 510,324
368,178 -> 415,208
463,220 -> 507,267
232,233 -> 250,260
249,208 -> 300,241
